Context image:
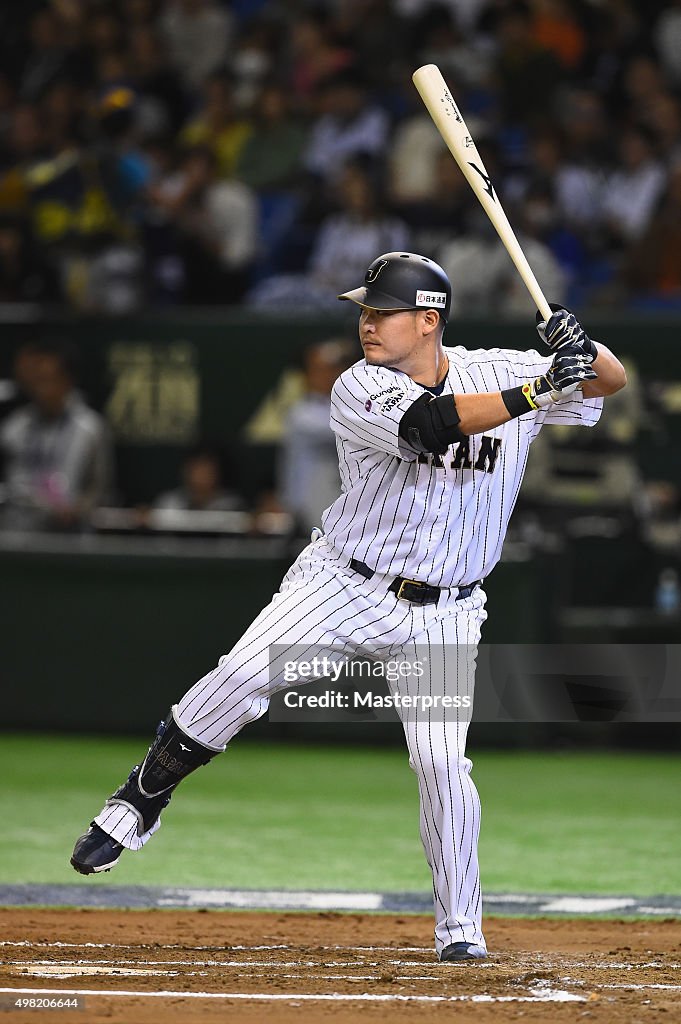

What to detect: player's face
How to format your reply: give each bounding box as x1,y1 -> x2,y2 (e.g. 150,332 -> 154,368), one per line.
358,307 -> 429,368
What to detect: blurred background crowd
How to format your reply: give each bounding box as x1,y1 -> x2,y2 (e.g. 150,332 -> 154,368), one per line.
1,0 -> 681,313
0,0 -> 680,639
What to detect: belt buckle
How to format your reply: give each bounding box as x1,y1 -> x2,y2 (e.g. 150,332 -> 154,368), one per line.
397,578 -> 423,601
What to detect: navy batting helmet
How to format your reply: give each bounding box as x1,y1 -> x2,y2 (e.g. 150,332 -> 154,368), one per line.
338,251 -> 452,322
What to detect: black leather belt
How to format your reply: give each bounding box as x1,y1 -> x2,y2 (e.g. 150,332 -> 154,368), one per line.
349,558 -> 480,606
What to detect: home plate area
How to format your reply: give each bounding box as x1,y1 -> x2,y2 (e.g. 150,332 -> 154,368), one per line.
1,909 -> 680,1023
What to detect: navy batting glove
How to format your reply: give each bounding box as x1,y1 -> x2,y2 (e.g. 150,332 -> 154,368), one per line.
547,346 -> 598,391
536,303 -> 598,361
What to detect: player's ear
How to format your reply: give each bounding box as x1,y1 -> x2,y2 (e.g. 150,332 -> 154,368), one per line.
422,309 -> 440,335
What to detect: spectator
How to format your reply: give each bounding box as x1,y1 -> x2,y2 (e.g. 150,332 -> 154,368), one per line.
308,160 -> 410,294
493,2 -> 564,124
439,197 -> 566,316
278,338 -> 356,535
153,444 -> 245,512
180,71 -> 252,178
20,7 -> 75,101
303,70 -> 389,184
0,339 -> 112,531
623,162 -> 681,302
248,159 -> 410,309
508,128 -> 604,232
602,128 -> 667,246
159,0 -> 233,92
235,84 -> 307,191
394,149 -> 470,257
654,0 -> 681,88
388,113 -> 449,205
531,0 -> 587,72
128,25 -> 188,138
287,13 -> 352,108
0,214 -> 61,303
148,145 -> 257,303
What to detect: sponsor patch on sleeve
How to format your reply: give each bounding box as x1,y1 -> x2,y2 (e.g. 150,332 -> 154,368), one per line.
378,391 -> 405,414
415,289 -> 447,308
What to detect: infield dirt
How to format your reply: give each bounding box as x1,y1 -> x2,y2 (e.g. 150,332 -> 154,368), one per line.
1,908 -> 680,1022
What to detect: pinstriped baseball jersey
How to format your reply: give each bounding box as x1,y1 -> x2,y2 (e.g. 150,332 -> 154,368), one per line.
324,345 -> 603,587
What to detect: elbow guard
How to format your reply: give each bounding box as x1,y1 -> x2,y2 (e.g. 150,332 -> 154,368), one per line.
398,393 -> 467,456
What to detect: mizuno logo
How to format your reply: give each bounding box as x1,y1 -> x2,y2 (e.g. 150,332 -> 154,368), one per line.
468,162 -> 496,201
180,743 -> 190,752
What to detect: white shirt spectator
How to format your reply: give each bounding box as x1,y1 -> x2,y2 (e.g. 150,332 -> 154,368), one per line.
310,213 -> 410,291
601,161 -> 667,242
389,115 -> 446,202
440,234 -> 566,317
654,4 -> 681,87
160,0 -> 232,90
203,180 -> 258,270
304,106 -> 389,182
1,393 -> 112,530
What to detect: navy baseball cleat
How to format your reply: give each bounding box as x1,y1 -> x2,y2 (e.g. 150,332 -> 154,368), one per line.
439,942 -> 487,962
70,824 -> 124,875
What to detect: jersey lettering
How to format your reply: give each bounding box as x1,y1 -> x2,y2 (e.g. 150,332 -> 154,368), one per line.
474,436 -> 502,473
417,437 -> 501,473
451,439 -> 473,470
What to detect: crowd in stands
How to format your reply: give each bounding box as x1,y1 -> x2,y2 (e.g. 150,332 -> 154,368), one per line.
0,0 -> 680,313
0,335 -> 356,533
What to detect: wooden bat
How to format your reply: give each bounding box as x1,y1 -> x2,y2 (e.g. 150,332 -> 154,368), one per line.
412,63 -> 553,322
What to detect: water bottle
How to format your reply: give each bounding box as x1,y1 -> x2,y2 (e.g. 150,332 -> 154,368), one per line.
655,568 -> 680,615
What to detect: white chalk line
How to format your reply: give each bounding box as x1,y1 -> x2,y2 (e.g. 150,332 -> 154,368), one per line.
0,941 -> 291,951
5,957 -> 678,972
0,986 -> 585,1004
601,983 -> 681,991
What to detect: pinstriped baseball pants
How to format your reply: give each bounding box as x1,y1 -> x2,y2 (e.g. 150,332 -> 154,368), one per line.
96,537 -> 488,954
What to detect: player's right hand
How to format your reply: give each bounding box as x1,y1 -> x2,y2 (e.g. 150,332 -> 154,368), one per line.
529,349 -> 597,409
536,303 -> 598,361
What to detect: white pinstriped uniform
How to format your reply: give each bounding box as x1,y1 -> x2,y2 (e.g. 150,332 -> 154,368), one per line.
96,344 -> 602,955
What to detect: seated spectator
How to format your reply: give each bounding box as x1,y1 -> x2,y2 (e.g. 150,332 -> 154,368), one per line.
0,214 -> 61,303
394,149 -> 470,257
0,340 -> 112,531
159,0 -> 233,93
388,113 -> 449,205
439,197 -> 566,316
654,1 -> 681,88
247,159 -> 409,309
147,145 -> 257,303
153,444 -> 245,512
530,0 -> 586,72
179,71 -> 252,178
287,13 -> 353,109
622,162 -> 681,302
278,339 -> 356,535
602,128 -> 666,246
235,84 -> 307,191
493,3 -> 564,124
128,25 -> 189,138
303,70 -> 389,184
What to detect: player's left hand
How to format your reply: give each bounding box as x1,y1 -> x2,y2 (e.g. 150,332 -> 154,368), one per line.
536,303 -> 598,361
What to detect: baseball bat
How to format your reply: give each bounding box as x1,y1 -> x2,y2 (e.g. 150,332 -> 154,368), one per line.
412,63 -> 553,323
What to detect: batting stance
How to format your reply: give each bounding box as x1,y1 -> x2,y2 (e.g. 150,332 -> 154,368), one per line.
72,252 -> 626,962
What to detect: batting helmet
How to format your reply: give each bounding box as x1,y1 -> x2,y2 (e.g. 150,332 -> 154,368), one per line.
338,252 -> 452,322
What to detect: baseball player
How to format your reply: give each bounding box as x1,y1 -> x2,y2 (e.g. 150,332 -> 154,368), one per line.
71,252 -> 626,962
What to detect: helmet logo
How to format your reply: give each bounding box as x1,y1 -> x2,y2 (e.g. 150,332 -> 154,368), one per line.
416,290 -> 447,308
366,259 -> 389,283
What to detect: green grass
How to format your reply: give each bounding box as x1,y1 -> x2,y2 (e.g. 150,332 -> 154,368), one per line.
0,735 -> 679,896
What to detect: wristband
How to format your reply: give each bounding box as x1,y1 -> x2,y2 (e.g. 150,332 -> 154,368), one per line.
501,383 -> 538,418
